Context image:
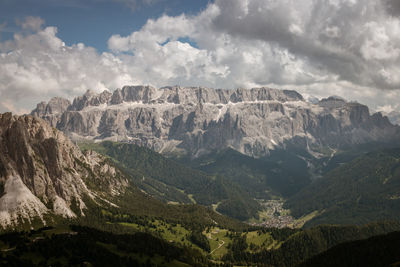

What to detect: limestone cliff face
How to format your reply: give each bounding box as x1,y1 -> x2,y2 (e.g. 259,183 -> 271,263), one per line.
0,113 -> 128,227
31,97 -> 71,128
32,86 -> 400,158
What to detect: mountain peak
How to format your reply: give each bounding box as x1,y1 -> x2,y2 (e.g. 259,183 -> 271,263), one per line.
0,113 -> 128,228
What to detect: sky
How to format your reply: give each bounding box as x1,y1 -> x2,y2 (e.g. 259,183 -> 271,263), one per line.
1,0 -> 400,116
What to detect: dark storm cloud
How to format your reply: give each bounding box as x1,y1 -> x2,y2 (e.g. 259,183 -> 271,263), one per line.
211,0 -> 400,90
385,0 -> 400,16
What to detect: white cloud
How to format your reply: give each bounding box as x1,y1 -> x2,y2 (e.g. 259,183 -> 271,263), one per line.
107,0 -> 400,94
108,14 -> 195,53
2,0 -> 400,114
361,21 -> 400,60
0,17 -> 137,113
377,104 -> 396,113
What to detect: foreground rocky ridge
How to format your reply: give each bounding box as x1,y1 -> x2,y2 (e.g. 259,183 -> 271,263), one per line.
0,113 -> 128,227
32,86 -> 400,157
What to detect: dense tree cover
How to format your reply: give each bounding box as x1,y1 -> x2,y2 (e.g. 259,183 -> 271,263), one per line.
2,221 -> 400,266
75,188 -> 249,233
180,142 -> 400,201
189,231 -> 211,252
313,141 -> 400,175
80,141 -> 260,220
299,231 -> 400,267
222,233 -> 249,264
286,148 -> 400,226
221,221 -> 400,266
264,227 -> 300,242
179,147 -> 312,199
217,198 -> 259,221
0,226 -> 211,266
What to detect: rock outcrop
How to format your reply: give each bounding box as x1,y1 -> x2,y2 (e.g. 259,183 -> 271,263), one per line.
32,86 -> 400,158
31,97 -> 71,127
0,113 -> 128,228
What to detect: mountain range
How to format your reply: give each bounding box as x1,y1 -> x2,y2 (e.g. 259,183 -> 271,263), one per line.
0,85 -> 400,265
0,112 -> 246,229
27,85 -> 400,223
31,86 -> 400,158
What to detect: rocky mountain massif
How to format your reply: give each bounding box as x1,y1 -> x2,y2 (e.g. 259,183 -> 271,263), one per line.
0,113 -> 129,228
32,86 -> 400,158
0,112 -> 259,227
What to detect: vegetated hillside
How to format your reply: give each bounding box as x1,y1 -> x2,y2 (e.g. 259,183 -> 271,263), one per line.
178,141 -> 400,201
80,141 -> 260,221
80,184 -> 247,233
179,146 -> 312,198
0,113 -> 246,233
221,221 -> 400,267
299,231 -> 400,267
312,141 -> 400,175
285,148 -> 400,226
2,221 -> 400,267
0,225 -> 210,266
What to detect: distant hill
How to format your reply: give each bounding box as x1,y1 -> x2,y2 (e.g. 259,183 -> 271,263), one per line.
285,148 -> 400,226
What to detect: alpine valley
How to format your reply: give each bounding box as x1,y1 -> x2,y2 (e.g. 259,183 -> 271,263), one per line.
1,86 -> 400,266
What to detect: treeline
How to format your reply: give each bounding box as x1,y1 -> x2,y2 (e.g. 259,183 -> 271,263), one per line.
75,195 -> 249,234
2,221 -> 400,266
181,147 -> 311,199
221,221 -> 400,266
285,148 -> 400,226
0,225 -> 212,266
189,231 -> 211,252
299,231 -> 400,267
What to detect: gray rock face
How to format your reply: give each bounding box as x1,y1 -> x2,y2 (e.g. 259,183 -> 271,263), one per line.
381,110 -> 400,126
0,113 -> 129,227
31,97 -> 71,127
32,86 -> 400,158
70,90 -> 112,111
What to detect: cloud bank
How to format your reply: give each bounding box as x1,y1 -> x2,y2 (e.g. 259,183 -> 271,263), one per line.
1,0 -> 400,114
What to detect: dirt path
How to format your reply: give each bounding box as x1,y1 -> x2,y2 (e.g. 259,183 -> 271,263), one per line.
207,230 -> 226,255
209,239 -> 225,255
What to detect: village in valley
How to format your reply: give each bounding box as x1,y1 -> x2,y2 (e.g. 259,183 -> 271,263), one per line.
249,199 -> 296,228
